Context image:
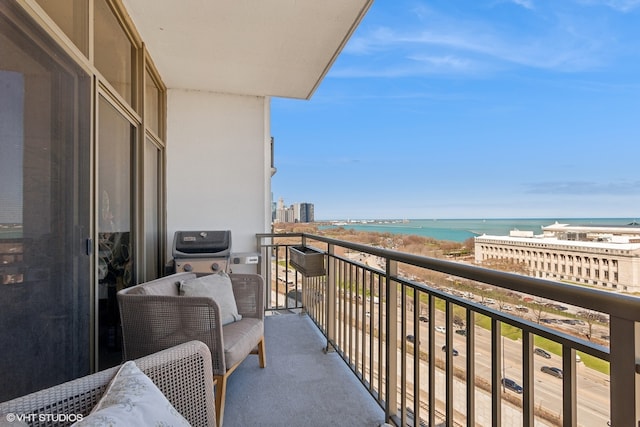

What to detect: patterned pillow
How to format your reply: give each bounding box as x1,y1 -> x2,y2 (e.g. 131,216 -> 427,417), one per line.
179,272 -> 242,326
72,361 -> 190,426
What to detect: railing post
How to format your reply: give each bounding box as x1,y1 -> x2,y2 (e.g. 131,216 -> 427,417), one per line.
257,234 -> 272,309
445,301 -> 454,423
325,243 -> 336,352
385,259 -> 398,422
561,345 -> 577,427
492,319 -> 502,427
609,316 -> 640,427
467,310 -> 476,424
522,331 -> 534,427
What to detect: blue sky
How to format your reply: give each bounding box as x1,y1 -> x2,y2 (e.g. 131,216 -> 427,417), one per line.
271,0 -> 640,220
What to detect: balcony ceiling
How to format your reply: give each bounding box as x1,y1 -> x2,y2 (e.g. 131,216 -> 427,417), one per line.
121,0 -> 373,99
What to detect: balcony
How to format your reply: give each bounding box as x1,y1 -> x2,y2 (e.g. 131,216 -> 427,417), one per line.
5,2 -> 638,423
225,312 -> 385,426
242,232 -> 640,427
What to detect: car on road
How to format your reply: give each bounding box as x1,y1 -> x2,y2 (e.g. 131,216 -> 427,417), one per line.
441,345 -> 459,356
406,335 -> 420,345
455,329 -> 467,336
540,366 -> 563,378
534,348 -> 551,359
419,316 -> 429,323
435,326 -> 446,334
501,378 -> 523,394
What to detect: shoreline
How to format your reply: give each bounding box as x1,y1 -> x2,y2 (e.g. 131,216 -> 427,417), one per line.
313,217 -> 638,243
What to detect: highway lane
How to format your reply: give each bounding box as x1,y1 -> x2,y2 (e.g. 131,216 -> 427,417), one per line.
421,309 -> 611,425
344,301 -> 611,426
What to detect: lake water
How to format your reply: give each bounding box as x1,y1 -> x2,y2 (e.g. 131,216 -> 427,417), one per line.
321,218 -> 638,243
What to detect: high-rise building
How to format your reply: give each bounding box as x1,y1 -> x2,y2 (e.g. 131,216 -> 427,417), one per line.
475,222 -> 640,292
274,199 -> 314,223
293,202 -> 314,223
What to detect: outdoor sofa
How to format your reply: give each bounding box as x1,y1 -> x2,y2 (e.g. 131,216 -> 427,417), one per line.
0,340 -> 216,426
117,271 -> 266,426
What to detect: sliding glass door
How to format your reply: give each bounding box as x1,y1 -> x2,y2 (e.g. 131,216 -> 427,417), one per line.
0,3 -> 91,400
97,97 -> 135,369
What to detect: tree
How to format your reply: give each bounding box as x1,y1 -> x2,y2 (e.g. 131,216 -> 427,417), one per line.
578,310 -> 602,342
481,257 -> 529,275
531,303 -> 545,324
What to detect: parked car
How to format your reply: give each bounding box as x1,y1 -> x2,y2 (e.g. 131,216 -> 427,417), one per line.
534,348 -> 551,359
541,366 -> 563,378
435,326 -> 446,334
501,378 -> 523,394
406,335 -> 420,345
419,316 -> 429,323
441,345 -> 459,356
455,329 -> 467,336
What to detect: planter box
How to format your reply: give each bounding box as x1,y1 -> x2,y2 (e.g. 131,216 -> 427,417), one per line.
289,246 -> 326,277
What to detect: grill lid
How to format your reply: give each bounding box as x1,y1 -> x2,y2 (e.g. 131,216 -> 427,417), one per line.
172,230 -> 231,258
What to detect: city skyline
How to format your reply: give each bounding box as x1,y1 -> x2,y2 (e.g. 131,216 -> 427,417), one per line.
271,0 -> 640,220
274,198 -> 315,223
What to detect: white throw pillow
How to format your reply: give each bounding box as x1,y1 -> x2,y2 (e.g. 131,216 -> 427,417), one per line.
72,361 -> 190,426
180,272 -> 242,326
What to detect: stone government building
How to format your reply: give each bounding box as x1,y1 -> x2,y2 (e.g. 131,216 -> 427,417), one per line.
474,222 -> 640,293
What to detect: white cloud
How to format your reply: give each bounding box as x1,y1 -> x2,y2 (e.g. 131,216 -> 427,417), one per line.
575,0 -> 640,12
525,180 -> 640,195
508,0 -> 535,9
336,0 -> 629,80
338,19 -> 605,79
343,27 -> 397,55
331,53 -> 484,79
408,54 -> 473,69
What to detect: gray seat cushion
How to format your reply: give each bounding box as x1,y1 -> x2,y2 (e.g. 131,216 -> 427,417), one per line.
222,318 -> 264,369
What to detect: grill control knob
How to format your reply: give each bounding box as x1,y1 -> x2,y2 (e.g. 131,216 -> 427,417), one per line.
183,263 -> 193,272
211,263 -> 219,271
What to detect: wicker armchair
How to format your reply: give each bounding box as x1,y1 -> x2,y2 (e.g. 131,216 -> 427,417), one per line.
117,272 -> 266,427
0,340 -> 216,427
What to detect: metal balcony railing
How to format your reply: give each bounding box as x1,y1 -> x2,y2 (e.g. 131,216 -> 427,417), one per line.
256,233 -> 640,427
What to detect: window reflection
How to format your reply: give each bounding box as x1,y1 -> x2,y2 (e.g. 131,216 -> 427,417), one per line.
144,138 -> 160,280
145,69 -> 160,135
98,97 -> 133,368
36,0 -> 88,55
94,0 -> 133,105
0,5 -> 90,400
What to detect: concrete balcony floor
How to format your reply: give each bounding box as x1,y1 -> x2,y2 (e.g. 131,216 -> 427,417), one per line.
224,312 -> 385,427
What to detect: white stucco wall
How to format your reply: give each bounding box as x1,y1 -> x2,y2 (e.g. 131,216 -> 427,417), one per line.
166,89 -> 271,268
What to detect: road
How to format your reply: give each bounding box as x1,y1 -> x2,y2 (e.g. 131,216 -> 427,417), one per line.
343,300 -> 611,426
269,264 -> 611,426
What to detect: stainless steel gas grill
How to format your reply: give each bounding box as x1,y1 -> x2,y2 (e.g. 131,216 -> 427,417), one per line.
172,230 -> 232,275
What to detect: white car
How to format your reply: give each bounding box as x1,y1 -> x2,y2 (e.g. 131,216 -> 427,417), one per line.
435,326 -> 446,334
